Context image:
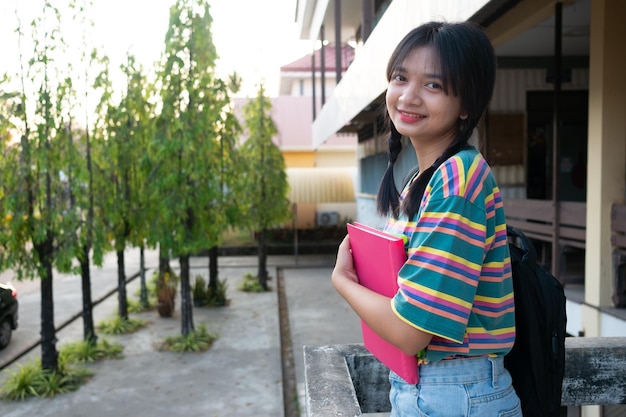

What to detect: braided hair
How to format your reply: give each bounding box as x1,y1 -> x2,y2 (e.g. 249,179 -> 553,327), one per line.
376,21 -> 496,220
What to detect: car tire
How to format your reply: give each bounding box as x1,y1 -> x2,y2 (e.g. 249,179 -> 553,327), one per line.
0,319 -> 12,349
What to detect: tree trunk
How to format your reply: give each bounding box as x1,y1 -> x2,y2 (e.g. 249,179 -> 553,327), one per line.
80,244 -> 97,344
258,229 -> 269,290
158,245 -> 171,287
208,245 -> 218,292
179,254 -> 194,336
38,240 -> 58,372
139,246 -> 149,308
117,249 -> 128,320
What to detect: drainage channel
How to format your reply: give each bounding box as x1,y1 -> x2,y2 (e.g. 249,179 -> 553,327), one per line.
277,267 -> 300,417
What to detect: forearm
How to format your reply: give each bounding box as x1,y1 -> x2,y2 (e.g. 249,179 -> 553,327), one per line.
332,267 -> 432,356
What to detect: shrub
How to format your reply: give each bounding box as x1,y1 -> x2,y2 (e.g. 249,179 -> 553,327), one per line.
238,273 -> 267,292
60,338 -> 124,362
159,324 -> 218,352
193,275 -> 229,307
97,316 -> 147,335
0,358 -> 91,400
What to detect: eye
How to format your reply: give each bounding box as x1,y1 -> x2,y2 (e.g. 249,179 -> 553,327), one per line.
392,73 -> 407,82
425,82 -> 442,89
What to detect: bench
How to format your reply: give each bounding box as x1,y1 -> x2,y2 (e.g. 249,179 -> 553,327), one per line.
504,199 -> 586,281
304,338 -> 626,416
612,204 -> 626,307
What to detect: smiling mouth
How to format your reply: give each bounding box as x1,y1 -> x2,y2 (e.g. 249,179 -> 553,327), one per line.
398,110 -> 425,121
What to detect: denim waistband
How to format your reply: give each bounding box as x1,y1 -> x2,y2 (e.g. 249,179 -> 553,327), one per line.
417,356 -> 506,386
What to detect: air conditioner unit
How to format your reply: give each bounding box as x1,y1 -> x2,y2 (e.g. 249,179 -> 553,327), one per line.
317,211 -> 339,227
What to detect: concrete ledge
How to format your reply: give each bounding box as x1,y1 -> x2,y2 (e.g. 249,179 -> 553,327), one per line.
303,344 -> 382,416
562,336 -> 626,405
304,338 -> 626,416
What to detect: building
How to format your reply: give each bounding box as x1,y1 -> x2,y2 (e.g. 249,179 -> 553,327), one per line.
236,44 -> 358,229
295,1 -> 626,416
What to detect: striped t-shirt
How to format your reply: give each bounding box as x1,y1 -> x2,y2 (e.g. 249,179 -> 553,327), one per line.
384,147 -> 515,364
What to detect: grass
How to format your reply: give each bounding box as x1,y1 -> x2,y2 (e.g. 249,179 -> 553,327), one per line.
158,324 -> 218,352
0,363 -> 88,400
237,272 -> 269,292
97,316 -> 147,335
60,338 -> 124,362
0,337 -> 124,400
193,275 -> 230,307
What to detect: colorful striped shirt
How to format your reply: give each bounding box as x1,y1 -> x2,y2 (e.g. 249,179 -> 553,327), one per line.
384,147 -> 515,364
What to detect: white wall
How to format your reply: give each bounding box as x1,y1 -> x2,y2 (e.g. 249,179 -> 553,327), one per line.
491,68 -> 589,113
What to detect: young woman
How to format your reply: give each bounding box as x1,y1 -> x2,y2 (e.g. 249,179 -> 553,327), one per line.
332,21 -> 521,416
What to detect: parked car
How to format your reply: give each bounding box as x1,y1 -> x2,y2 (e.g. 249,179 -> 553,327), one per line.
0,282 -> 18,349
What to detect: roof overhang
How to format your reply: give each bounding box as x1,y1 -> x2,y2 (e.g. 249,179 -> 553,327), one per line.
311,0 -> 493,148
311,0 -> 590,148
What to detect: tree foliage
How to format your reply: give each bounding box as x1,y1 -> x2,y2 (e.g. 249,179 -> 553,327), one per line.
240,85 -> 291,289
66,0 -> 111,345
150,0 -> 242,335
0,2 -> 81,372
0,0 -> 277,365
95,53 -> 156,321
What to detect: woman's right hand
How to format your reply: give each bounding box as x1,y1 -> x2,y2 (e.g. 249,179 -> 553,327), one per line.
331,235 -> 359,291
331,233 -> 432,355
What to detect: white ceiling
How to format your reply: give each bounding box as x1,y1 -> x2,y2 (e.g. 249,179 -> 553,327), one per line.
494,0 -> 590,57
299,0 -> 591,58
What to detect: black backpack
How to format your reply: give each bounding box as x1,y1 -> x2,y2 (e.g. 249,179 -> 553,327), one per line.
504,226 -> 567,417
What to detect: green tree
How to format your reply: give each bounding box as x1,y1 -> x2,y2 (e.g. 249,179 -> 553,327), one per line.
0,75 -> 19,221
66,0 -> 111,344
151,0 -> 239,335
95,53 -> 155,320
207,72 -> 243,295
240,85 -> 291,290
0,3 -> 82,372
0,75 -> 18,142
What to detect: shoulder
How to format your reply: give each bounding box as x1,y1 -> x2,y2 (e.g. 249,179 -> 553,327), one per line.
441,147 -> 489,178
427,147 -> 495,203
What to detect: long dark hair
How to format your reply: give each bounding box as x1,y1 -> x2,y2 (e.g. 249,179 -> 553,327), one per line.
376,21 -> 496,219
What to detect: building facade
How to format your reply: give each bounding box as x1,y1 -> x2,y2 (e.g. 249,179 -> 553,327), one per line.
295,1 -> 626,415
236,44 -> 358,229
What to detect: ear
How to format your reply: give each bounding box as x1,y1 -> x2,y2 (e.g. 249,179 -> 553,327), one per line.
460,112 -> 469,120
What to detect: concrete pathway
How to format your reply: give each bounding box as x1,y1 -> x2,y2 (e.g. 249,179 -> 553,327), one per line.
0,249 -> 365,417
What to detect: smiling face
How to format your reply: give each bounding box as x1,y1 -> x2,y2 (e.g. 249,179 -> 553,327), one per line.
385,46 -> 467,153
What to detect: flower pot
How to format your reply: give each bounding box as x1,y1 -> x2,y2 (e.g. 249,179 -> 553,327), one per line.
157,300 -> 175,317
157,286 -> 177,317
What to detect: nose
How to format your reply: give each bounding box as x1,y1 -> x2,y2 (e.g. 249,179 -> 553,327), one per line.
398,83 -> 422,105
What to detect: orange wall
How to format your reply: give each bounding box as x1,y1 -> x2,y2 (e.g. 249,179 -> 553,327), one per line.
283,151 -> 315,168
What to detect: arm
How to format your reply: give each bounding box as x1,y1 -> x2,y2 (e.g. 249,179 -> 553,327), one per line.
332,235 -> 432,356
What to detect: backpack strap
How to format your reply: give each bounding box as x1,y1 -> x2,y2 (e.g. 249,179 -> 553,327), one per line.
507,225 -> 538,266
401,165 -> 420,189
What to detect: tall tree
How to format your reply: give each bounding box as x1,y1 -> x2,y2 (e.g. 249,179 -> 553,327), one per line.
151,0 -> 240,335
0,3 -> 82,372
66,0 -> 110,344
240,85 -> 291,290
96,53 -> 155,321
207,73 -> 243,295
0,75 -> 18,142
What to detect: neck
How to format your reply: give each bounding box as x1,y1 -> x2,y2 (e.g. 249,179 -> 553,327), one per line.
411,136 -> 456,171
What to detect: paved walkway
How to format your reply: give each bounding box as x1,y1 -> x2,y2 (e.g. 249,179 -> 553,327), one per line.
0,249 -> 363,417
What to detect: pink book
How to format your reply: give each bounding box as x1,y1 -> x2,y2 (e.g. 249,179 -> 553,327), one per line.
346,222 -> 418,384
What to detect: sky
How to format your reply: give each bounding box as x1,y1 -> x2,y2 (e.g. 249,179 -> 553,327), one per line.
0,0 -> 312,98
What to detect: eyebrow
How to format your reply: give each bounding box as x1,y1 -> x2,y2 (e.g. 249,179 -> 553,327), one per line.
393,66 -> 442,79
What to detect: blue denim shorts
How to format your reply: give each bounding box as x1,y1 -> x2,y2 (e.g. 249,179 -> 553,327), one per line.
389,356 -> 522,417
